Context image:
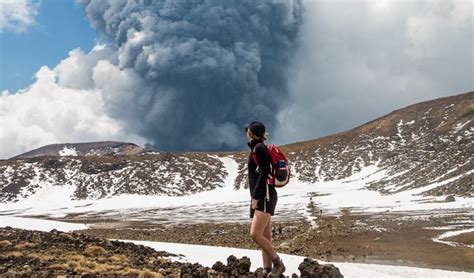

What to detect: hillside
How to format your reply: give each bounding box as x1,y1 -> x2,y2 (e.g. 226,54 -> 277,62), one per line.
0,152 -> 226,202
9,141 -> 144,159
0,92 -> 472,203
276,91 -> 473,197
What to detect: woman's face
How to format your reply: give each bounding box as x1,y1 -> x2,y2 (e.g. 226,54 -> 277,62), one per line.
246,129 -> 252,142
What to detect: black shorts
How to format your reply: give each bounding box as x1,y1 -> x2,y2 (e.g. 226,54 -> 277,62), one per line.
250,191 -> 277,218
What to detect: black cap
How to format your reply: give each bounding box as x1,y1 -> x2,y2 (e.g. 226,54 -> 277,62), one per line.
244,121 -> 266,138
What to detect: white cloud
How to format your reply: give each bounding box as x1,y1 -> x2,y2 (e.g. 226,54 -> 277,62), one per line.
0,46 -> 148,159
54,45 -> 118,90
0,0 -> 40,33
274,0 -> 473,145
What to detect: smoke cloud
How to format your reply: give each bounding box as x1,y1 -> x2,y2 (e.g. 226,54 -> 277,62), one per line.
77,0 -> 303,151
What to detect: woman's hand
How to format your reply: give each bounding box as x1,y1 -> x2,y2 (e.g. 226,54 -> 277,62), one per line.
251,198 -> 258,209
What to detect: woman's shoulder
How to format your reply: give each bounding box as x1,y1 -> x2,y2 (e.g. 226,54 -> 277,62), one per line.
253,142 -> 268,154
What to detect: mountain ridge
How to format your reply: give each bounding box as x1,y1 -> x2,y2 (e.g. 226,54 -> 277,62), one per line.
284,91 -> 472,146
9,141 -> 145,160
0,91 -> 472,202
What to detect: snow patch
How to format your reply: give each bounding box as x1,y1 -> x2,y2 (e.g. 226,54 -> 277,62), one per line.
432,228 -> 474,249
453,119 -> 471,133
59,146 -> 78,156
219,155 -> 239,190
0,216 -> 87,232
1,160 -> 472,224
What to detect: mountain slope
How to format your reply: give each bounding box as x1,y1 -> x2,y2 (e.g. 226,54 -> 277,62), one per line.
275,91 -> 473,197
0,92 -> 472,203
0,152 -> 226,202
9,141 -> 144,159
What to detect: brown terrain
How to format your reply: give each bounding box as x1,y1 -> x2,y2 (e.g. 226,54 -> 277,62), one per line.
0,227 -> 343,277
75,209 -> 474,273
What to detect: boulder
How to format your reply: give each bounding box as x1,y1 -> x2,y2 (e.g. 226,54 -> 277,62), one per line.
298,257 -> 344,278
445,195 -> 455,202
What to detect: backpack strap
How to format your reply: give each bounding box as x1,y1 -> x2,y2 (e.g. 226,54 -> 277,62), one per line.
251,142 -> 266,165
252,143 -> 275,186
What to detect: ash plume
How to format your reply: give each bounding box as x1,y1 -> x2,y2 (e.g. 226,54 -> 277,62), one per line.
78,0 -> 303,151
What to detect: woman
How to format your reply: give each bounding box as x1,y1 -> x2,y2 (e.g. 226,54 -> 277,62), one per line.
244,121 -> 285,277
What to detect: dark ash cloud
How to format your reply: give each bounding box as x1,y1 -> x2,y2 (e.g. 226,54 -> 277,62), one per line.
78,0 -> 303,151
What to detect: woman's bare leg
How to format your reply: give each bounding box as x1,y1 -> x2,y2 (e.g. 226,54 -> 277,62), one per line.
262,216 -> 272,268
250,210 -> 277,261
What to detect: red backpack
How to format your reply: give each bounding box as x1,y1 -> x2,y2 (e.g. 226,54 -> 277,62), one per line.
252,144 -> 291,188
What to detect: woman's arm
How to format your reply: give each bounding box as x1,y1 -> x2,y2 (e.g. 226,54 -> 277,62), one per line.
252,143 -> 271,200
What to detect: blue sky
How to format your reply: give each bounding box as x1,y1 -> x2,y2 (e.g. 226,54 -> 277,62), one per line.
0,0 -> 99,93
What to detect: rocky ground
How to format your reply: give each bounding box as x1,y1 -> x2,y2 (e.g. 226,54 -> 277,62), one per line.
0,227 -> 343,277
76,209 -> 474,273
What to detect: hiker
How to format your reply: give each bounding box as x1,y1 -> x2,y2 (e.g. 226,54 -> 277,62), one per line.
245,121 -> 285,277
